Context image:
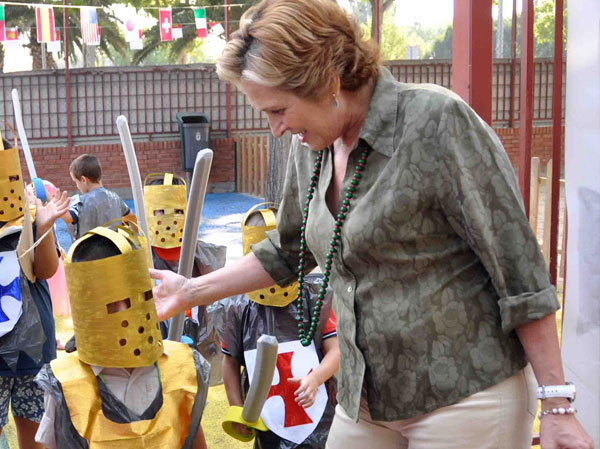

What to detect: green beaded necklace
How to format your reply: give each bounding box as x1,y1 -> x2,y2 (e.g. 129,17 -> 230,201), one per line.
296,146 -> 371,346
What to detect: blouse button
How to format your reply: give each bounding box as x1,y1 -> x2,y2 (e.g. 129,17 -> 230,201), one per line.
347,286 -> 353,293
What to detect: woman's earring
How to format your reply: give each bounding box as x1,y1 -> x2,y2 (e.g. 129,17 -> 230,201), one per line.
332,94 -> 339,109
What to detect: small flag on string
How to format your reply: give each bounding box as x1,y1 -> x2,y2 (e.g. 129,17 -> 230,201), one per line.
194,8 -> 207,38
210,22 -> 224,36
130,29 -> 143,50
47,29 -> 61,53
80,7 -> 101,46
123,8 -> 139,42
172,23 -> 183,40
5,27 -> 18,41
36,6 -> 56,43
0,5 -> 6,42
158,8 -> 172,42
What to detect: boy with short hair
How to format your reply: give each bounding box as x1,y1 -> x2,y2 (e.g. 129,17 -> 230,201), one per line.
0,137 -> 68,447
219,205 -> 339,449
144,173 -> 226,382
62,154 -> 133,241
35,226 -> 209,448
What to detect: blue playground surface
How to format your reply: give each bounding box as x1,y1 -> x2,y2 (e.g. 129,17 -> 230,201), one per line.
55,193 -> 263,254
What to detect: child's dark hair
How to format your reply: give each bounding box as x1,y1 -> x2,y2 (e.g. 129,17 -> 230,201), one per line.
70,154 -> 102,183
2,138 -> 12,149
246,206 -> 278,227
147,174 -> 185,186
72,233 -> 136,262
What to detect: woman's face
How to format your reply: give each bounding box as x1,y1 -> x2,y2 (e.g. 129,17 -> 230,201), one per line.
241,80 -> 340,151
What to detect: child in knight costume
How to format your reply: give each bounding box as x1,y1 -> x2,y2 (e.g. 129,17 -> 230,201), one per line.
144,173 -> 226,384
0,136 -> 69,446
34,225 -> 210,448
219,205 -> 339,449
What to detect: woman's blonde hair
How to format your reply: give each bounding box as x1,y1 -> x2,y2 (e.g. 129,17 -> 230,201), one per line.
216,0 -> 379,99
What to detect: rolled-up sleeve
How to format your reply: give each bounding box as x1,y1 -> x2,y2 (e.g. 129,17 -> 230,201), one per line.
252,139 -> 317,287
436,97 -> 560,333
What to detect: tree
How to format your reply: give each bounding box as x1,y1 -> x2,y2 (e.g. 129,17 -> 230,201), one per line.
534,0 -> 567,56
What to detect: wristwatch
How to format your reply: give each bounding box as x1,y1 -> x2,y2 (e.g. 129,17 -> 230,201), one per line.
536,382 -> 576,402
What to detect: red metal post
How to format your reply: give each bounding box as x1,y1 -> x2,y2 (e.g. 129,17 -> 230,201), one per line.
63,0 -> 72,148
518,0 -> 534,215
549,0 -> 564,284
225,0 -> 232,138
509,0 -> 517,127
373,0 -> 382,45
452,0 -> 493,125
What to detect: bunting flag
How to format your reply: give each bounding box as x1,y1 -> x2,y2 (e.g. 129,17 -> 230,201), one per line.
36,5 -> 56,43
194,8 -> 207,38
172,23 -> 183,40
210,22 -> 225,36
130,29 -> 143,50
123,7 -> 140,42
0,6 -> 5,42
47,29 -> 61,53
80,7 -> 101,45
5,27 -> 18,41
158,8 -> 172,42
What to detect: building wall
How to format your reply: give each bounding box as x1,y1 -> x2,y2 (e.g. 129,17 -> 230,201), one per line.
17,127 -> 561,197
496,125 -> 564,172
18,137 -> 236,196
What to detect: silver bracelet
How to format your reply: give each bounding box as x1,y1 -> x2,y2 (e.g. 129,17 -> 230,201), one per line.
538,407 -> 577,419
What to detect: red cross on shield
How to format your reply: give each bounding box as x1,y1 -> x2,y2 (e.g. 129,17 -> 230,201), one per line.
244,339 -> 328,444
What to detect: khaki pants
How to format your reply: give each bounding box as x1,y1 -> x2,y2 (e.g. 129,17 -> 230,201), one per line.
326,365 -> 537,449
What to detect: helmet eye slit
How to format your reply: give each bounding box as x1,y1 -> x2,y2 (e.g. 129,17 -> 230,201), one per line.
8,175 -> 19,182
106,298 -> 131,314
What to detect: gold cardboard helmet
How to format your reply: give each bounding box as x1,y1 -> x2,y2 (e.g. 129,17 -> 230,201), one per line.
242,203 -> 297,307
0,139 -> 26,222
64,226 -> 163,368
143,173 -> 187,249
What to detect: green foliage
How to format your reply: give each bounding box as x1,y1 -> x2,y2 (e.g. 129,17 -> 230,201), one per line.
534,0 -> 567,55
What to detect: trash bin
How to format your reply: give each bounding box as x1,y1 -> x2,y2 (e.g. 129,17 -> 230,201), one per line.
176,112 -> 210,172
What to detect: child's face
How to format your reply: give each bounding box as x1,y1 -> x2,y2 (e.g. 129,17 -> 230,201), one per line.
70,172 -> 89,194
106,298 -> 131,314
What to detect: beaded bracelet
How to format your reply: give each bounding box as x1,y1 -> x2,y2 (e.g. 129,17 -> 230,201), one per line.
538,407 -> 577,419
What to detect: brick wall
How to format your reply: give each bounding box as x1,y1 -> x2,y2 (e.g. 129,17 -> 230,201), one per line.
16,127 -> 563,197
495,126 -> 565,171
17,137 -> 236,196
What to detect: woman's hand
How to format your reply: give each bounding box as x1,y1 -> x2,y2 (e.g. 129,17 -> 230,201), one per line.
149,269 -> 189,321
289,374 -> 320,408
540,412 -> 595,449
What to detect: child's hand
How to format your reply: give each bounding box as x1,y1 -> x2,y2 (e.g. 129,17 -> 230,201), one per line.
35,191 -> 69,233
288,374 -> 319,408
232,422 -> 253,438
149,269 -> 189,321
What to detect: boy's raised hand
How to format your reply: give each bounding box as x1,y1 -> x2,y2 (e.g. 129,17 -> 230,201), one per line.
35,191 -> 70,234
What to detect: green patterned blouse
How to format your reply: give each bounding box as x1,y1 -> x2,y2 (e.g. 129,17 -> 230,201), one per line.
252,67 -> 560,422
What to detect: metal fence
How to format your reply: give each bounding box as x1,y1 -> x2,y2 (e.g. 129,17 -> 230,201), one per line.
0,59 -> 565,144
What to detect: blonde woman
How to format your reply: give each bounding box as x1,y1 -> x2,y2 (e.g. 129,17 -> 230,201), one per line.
151,0 -> 593,447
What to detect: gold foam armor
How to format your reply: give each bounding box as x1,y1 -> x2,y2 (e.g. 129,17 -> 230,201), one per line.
143,173 -> 188,249
242,204 -> 298,307
64,227 -> 163,368
51,340 -> 198,448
